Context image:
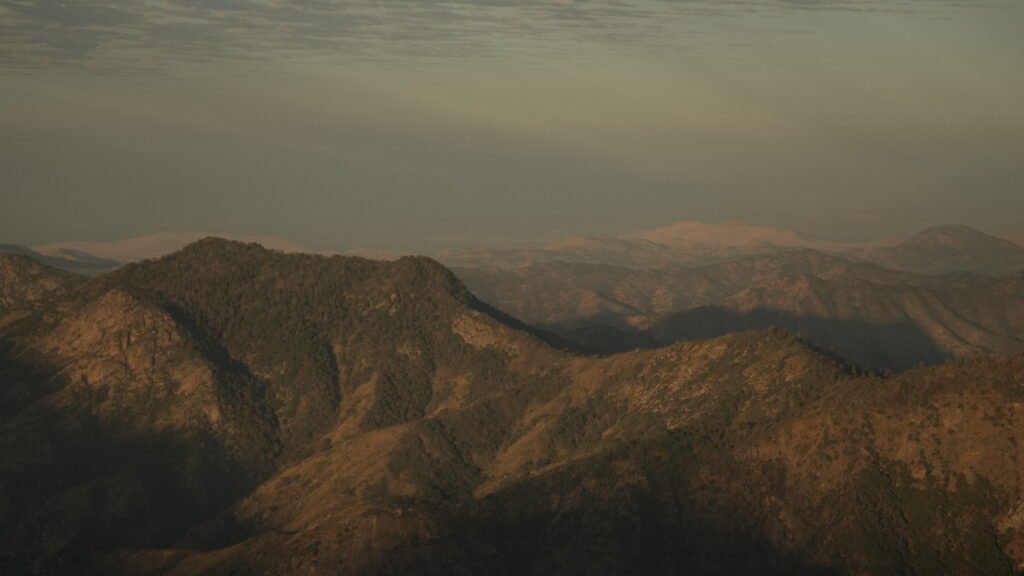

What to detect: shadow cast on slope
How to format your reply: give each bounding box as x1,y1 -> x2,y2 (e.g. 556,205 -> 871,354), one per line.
333,418 -> 1022,576
553,323 -> 661,355
650,306 -> 949,372
0,342 -> 269,575
337,433 -> 840,576
464,295 -> 591,355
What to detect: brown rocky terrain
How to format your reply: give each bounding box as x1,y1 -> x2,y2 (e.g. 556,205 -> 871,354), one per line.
0,253 -> 83,314
1,240 -> 1024,575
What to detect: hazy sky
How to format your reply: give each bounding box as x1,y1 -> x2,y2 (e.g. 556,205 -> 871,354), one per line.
2,0 -> 1022,251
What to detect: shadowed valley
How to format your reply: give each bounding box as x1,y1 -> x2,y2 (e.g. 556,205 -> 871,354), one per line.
454,246 -> 1024,370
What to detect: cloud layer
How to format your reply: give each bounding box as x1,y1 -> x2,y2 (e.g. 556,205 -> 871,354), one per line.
1,0 -> 1005,72
1,0 -> 1020,249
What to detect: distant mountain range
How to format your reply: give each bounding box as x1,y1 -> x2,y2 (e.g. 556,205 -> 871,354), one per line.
439,222 -> 1024,277
2,240 -> 1024,574
5,223 -> 1023,372
455,248 -> 1024,370
7,222 -> 1023,277
446,223 -> 1024,370
0,243 -> 121,275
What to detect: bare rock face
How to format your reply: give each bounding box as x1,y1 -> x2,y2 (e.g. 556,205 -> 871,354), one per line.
2,240 -> 1024,576
37,288 -> 228,434
0,253 -> 82,315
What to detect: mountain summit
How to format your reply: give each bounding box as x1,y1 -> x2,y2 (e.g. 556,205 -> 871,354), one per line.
623,220 -> 816,248
865,224 -> 1024,276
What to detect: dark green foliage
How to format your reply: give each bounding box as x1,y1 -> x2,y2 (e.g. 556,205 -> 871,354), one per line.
851,463 -> 1013,576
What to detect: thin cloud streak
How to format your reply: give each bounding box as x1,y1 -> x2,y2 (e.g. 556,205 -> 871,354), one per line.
1,0 -> 1009,72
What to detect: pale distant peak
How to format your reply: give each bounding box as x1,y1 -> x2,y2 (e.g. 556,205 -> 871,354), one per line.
622,220 -> 815,248
900,224 -> 1013,248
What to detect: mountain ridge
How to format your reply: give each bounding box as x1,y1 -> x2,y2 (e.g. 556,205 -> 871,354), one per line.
10,222 -> 1022,278
2,239 -> 1024,574
862,224 -> 1024,276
